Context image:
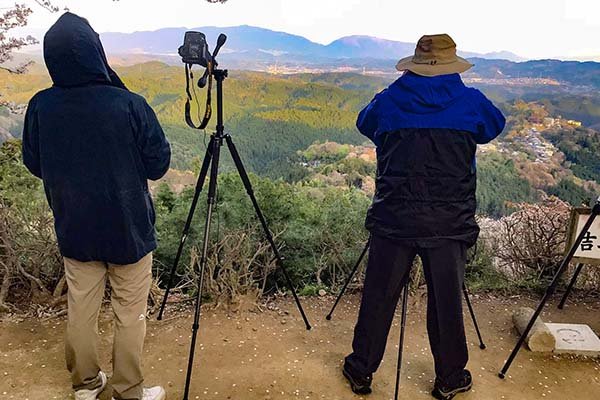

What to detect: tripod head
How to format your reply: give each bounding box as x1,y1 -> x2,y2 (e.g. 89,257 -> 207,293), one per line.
197,34 -> 228,88
180,32 -> 228,130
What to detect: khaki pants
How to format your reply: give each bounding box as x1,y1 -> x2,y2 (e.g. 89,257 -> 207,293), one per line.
64,253 -> 152,400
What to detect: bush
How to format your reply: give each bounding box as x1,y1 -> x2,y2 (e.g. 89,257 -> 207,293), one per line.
464,232 -> 510,291
152,173 -> 372,297
0,140 -> 64,310
494,196 -> 571,290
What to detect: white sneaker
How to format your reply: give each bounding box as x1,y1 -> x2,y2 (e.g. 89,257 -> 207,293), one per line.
142,387 -> 166,400
75,371 -> 107,400
112,386 -> 166,400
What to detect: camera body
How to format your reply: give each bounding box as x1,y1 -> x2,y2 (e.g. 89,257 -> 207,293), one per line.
179,31 -> 212,67
179,31 -> 227,130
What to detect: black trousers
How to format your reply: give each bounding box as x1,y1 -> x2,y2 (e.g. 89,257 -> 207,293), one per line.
345,235 -> 469,385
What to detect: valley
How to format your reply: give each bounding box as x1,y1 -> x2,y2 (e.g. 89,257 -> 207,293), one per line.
2,60 -> 599,215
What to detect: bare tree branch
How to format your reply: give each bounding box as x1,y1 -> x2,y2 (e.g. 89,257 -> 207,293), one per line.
33,0 -> 59,12
0,2 -> 61,72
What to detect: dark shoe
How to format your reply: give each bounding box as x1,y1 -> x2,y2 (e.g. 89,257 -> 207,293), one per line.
431,370 -> 472,400
343,363 -> 372,395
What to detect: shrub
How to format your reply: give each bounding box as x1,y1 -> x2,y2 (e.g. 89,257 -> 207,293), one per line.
0,140 -> 64,310
494,196 -> 571,289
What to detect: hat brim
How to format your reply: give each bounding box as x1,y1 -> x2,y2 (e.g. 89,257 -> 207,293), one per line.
395,55 -> 473,76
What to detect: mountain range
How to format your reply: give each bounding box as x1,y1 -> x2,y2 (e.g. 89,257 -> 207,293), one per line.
99,25 -> 526,64
15,24 -> 600,85
96,26 -> 600,94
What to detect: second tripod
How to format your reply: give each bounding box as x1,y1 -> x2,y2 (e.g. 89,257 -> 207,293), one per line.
326,238 -> 486,350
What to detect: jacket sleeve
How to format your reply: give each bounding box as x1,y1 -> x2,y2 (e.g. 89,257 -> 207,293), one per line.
357,90 -> 386,146
22,97 -> 42,179
472,91 -> 506,144
132,99 -> 171,181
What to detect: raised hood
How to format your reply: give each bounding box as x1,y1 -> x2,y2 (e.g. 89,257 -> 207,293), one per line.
43,12 -> 126,89
389,72 -> 467,114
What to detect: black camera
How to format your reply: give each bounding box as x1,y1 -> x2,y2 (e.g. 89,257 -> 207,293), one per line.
179,31 -> 227,130
179,31 -> 212,67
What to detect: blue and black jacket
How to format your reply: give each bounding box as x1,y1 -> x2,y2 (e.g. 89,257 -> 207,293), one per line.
22,12 -> 171,264
358,71 -> 505,247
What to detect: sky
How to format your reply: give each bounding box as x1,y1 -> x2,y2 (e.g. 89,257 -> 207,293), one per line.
8,0 -> 600,60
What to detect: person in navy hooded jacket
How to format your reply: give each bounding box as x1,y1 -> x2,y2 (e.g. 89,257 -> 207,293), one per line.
22,12 -> 169,400
343,34 -> 505,400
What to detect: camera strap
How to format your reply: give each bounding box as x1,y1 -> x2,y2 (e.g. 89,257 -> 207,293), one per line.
184,63 -> 213,130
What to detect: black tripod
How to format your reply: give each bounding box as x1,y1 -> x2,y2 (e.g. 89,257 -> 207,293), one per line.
326,238 -> 487,350
394,278 -> 410,400
157,67 -> 311,400
499,197 -> 600,379
557,262 -> 584,309
327,239 -> 485,400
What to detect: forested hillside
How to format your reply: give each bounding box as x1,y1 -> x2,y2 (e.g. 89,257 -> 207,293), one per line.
1,61 -> 598,213
1,63 -> 378,176
3,61 -> 600,311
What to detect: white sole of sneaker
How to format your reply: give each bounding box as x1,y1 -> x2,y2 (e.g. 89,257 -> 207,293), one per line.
112,386 -> 166,400
75,371 -> 107,400
149,387 -> 166,400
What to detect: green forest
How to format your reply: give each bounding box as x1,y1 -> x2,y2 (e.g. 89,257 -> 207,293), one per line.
131,66 -> 378,175
2,61 -> 599,214
544,127 -> 600,183
2,61 -> 600,308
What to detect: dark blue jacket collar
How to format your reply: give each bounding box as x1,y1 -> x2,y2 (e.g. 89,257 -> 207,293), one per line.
356,71 -> 506,146
390,72 -> 467,114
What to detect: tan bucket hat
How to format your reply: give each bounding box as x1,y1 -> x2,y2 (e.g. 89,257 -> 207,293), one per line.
396,34 -> 473,76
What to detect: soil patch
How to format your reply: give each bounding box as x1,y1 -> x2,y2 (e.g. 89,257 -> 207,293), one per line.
1,293 -> 599,399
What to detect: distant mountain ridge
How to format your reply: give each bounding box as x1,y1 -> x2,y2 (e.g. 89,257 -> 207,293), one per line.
97,25 -> 600,91
99,25 -> 525,62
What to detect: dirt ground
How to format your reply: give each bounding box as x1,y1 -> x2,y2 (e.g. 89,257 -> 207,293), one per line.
1,293 -> 599,400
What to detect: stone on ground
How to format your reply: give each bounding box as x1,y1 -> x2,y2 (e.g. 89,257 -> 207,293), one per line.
512,307 -> 556,352
546,323 -> 600,357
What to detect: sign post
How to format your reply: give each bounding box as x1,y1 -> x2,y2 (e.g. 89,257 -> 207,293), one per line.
498,197 -> 600,379
558,207 -> 600,308
566,207 -> 600,264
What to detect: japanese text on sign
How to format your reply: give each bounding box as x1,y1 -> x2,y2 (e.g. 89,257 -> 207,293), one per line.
573,213 -> 600,262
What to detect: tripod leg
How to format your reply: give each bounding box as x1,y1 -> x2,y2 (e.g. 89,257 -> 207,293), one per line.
158,138 -> 214,320
326,238 -> 370,320
225,134 -> 311,330
499,203 -> 599,379
394,280 -> 410,400
462,283 -> 486,349
558,263 -> 584,310
182,136 -> 222,400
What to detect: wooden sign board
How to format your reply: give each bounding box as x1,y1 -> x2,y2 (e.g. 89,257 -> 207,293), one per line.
566,207 -> 600,265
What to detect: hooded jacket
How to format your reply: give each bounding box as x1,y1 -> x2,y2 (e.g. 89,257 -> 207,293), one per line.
22,12 -> 171,265
358,72 -> 505,247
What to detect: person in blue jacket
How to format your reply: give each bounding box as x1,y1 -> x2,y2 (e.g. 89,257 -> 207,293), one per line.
343,34 -> 505,400
22,12 -> 170,400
